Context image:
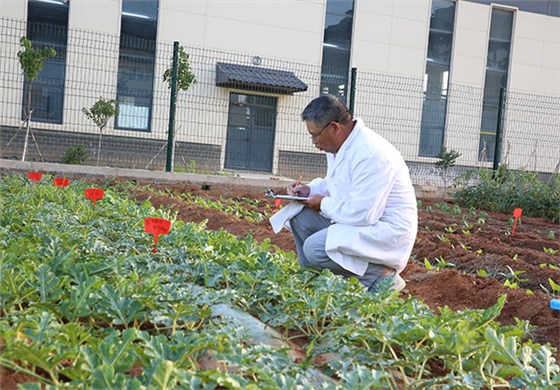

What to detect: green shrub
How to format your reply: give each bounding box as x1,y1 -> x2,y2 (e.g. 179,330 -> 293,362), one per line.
62,144 -> 89,165
454,167 -> 559,223
435,146 -> 461,198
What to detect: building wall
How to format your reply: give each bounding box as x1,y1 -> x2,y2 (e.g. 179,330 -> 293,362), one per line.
510,10 -> 560,95
352,0 -> 430,158
445,1 -> 489,164
1,0 -> 558,174
158,0 -> 325,64
70,0 -> 121,34
504,11 -> 560,172
0,0 -> 25,19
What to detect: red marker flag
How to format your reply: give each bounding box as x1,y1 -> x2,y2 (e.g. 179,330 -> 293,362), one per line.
28,172 -> 42,182
53,177 -> 69,187
512,208 -> 522,236
144,218 -> 171,253
85,188 -> 104,206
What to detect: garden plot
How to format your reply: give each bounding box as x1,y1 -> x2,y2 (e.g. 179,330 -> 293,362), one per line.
1,174 -> 559,388
132,182 -> 560,353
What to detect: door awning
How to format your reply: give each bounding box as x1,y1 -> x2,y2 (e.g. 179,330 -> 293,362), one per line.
216,62 -> 308,95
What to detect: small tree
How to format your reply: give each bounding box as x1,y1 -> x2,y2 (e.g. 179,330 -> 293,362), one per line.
435,146 -> 462,199
82,98 -> 119,166
163,45 -> 197,94
162,44 -> 196,171
17,36 -> 56,161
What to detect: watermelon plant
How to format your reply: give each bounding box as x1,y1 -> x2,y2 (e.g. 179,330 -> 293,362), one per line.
1,174 -> 559,388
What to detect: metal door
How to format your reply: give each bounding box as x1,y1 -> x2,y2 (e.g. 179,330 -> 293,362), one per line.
225,93 -> 277,172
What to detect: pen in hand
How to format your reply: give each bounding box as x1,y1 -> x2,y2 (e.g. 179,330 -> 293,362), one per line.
294,175 -> 302,195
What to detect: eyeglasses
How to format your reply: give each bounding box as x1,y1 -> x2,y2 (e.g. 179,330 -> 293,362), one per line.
309,121 -> 335,140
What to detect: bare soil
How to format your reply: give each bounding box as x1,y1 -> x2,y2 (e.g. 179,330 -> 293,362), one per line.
131,180 -> 560,354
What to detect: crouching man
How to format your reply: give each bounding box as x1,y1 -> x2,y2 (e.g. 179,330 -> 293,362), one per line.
270,94 -> 418,293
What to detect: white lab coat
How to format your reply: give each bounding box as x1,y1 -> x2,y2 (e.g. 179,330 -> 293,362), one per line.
270,118 -> 418,275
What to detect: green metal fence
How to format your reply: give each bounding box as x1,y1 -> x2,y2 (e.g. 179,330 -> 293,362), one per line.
1,17 -> 559,186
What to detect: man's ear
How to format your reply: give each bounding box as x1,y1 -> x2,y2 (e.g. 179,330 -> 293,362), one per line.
333,121 -> 344,135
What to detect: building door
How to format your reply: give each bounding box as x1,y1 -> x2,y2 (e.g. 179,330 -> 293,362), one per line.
225,93 -> 277,172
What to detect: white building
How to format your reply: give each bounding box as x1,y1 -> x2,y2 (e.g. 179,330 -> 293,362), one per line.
0,0 -> 558,178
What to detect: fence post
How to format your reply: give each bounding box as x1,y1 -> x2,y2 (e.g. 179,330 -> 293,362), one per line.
492,87 -> 505,173
166,41 -> 179,172
348,67 -> 357,116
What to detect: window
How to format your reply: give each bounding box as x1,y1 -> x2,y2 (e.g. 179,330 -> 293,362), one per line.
23,0 -> 69,124
320,0 -> 355,102
479,8 -> 513,162
466,0 -> 558,18
419,0 -> 456,157
115,0 -> 158,131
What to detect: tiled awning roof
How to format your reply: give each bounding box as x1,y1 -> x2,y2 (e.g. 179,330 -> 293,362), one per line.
216,62 -> 308,95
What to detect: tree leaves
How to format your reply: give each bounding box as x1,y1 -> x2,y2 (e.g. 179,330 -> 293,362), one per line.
17,37 -> 56,82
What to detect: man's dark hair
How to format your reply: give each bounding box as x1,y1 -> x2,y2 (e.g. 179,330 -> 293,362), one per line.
301,94 -> 352,128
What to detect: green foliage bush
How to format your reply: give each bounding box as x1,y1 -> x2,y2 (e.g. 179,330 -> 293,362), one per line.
454,166 -> 559,222
62,144 -> 89,165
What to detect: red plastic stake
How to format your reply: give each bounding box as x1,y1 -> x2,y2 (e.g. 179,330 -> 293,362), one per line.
144,218 -> 171,253
274,198 -> 282,214
27,172 -> 42,182
512,208 -> 523,236
84,188 -> 104,206
53,177 -> 69,187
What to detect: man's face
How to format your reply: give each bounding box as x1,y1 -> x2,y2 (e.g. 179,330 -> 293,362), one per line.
306,120 -> 336,153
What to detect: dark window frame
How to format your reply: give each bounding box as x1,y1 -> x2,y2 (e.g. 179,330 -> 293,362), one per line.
478,7 -> 514,162
115,0 -> 159,132
320,0 -> 355,102
23,0 -> 69,125
419,0 -> 456,158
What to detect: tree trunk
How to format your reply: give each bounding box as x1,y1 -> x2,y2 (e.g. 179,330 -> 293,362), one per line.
96,129 -> 103,167
21,83 -> 32,162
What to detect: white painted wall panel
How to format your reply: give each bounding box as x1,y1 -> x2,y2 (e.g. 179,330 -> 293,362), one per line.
356,0 -> 394,16
352,40 -> 390,72
70,0 -> 120,34
509,63 -> 542,92
543,42 -> 560,70
450,1 -> 489,89
515,10 -> 547,40
546,16 -> 560,43
512,37 -> 544,66
388,45 -> 425,77
205,0 -> 322,33
455,1 -> 490,31
453,28 -> 488,58
0,0 -> 25,19
393,0 -> 430,22
390,17 -> 427,50
204,16 -> 321,63
510,12 -> 560,96
353,12 -> 392,44
539,67 -> 560,96
451,54 -> 485,86
158,9 -> 207,46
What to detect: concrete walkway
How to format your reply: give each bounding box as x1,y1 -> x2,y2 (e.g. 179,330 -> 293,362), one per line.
0,159 -> 294,189
0,159 -> 447,199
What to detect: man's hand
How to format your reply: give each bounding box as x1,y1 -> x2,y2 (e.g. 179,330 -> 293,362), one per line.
287,181 -> 310,197
303,194 -> 324,212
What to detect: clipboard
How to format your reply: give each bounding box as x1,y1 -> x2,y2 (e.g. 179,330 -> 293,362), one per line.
266,189 -> 309,201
